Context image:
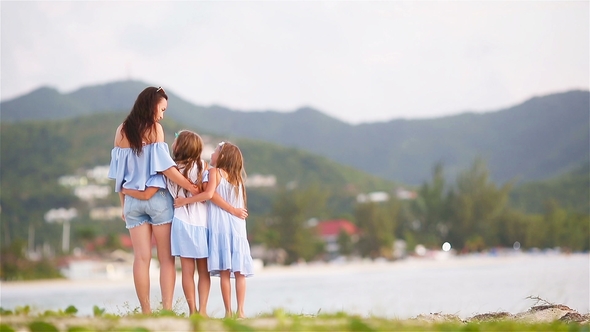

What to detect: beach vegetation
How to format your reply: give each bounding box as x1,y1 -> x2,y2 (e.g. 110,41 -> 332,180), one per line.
0,303 -> 587,332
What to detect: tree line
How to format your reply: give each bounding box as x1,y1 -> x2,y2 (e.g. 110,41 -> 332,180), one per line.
249,159 -> 589,264
1,158 -> 587,280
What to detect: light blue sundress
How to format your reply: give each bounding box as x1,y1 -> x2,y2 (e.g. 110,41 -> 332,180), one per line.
168,162 -> 209,258
205,169 -> 254,278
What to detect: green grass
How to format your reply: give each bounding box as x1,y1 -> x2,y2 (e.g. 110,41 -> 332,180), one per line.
0,305 -> 588,332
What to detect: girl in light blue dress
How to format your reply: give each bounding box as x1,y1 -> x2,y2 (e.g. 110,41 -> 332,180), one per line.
164,130 -> 210,316
175,141 -> 253,318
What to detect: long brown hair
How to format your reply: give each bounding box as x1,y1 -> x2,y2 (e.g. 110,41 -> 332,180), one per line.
216,142 -> 247,207
122,86 -> 168,155
173,130 -> 206,196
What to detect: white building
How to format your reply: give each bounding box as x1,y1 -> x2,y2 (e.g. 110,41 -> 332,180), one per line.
247,174 -> 277,187
74,185 -> 110,201
90,207 -> 122,220
356,191 -> 390,203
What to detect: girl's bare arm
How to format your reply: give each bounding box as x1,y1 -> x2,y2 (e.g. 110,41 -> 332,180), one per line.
210,193 -> 248,219
118,192 -> 126,221
162,167 -> 199,196
174,168 -> 218,206
173,169 -> 248,218
121,187 -> 159,200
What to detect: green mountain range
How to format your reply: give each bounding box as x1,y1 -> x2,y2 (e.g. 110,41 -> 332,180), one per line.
1,81 -> 588,256
0,112 -> 395,245
2,80 -> 588,186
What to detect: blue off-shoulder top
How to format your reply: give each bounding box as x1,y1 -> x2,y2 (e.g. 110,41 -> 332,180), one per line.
108,142 -> 176,192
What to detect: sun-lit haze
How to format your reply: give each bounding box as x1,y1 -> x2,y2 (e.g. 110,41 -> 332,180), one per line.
1,1 -> 588,124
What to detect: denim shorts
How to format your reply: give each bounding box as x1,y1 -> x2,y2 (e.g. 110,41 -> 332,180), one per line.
124,188 -> 174,229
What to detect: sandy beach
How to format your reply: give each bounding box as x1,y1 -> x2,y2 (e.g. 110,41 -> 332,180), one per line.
2,252 -> 588,320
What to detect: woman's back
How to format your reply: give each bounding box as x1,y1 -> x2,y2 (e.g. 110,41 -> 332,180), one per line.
110,121 -> 172,191
114,123 -> 162,148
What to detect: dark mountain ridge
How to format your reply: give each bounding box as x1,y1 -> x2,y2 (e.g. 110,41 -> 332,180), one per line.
2,80 -> 587,185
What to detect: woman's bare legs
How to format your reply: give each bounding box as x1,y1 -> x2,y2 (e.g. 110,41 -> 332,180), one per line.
219,270 -> 232,318
196,258 -> 211,317
234,272 -> 246,318
180,257 -> 197,315
128,223 -> 153,314
153,223 -> 176,311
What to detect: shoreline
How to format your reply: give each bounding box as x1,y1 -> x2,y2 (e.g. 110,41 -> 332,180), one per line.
2,251 -> 586,287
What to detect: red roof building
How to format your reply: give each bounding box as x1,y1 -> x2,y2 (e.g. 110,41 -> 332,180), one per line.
316,219 -> 359,239
316,219 -> 359,257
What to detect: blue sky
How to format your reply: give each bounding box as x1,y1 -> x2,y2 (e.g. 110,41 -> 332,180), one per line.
1,1 -> 588,124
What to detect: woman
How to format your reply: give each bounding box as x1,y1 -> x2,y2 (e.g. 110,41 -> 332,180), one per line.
108,86 -> 198,314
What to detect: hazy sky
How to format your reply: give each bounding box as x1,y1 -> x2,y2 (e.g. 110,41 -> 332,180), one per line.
2,1 -> 588,124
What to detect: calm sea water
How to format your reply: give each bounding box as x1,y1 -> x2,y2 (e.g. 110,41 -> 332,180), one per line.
1,252 -> 588,319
